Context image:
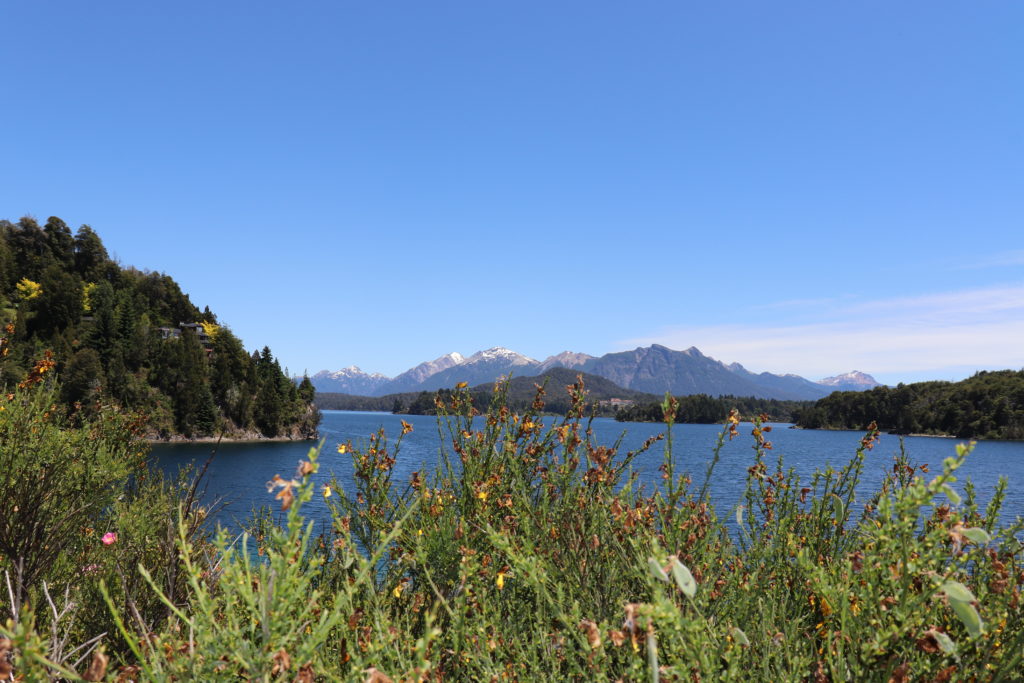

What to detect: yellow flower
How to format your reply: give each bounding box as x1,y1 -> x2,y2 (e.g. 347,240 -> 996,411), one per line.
337,444 -> 348,454
401,420 -> 413,434
201,321 -> 220,340
393,582 -> 405,598
496,571 -> 506,590
16,278 -> 42,301
322,485 -> 332,498
82,282 -> 98,312
477,490 -> 488,501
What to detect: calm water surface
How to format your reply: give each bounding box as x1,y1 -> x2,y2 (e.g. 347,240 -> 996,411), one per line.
151,411 -> 1024,533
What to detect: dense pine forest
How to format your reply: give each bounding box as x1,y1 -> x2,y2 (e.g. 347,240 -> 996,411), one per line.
793,370 -> 1024,439
0,215 -> 317,439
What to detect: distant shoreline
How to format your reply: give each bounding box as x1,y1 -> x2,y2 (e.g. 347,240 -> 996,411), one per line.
789,425 -> 965,440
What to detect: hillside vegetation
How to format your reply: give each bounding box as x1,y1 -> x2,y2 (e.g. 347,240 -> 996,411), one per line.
794,370 -> 1024,440
0,215 -> 317,439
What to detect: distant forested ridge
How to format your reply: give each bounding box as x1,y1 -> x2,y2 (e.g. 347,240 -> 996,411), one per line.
0,215 -> 318,439
615,394 -> 813,424
793,370 -> 1024,440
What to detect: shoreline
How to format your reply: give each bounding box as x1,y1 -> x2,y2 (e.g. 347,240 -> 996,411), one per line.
146,434 -> 319,445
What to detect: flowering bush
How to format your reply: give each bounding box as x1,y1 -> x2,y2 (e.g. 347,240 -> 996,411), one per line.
4,375 -> 1024,680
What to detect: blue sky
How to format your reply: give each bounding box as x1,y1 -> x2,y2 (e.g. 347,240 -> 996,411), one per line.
2,1 -> 1021,385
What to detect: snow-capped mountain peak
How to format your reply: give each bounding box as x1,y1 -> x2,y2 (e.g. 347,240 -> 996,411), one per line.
464,347 -> 538,366
817,371 -> 881,389
321,366 -> 388,380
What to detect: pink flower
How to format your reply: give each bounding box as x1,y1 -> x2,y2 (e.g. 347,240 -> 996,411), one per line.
101,532 -> 117,546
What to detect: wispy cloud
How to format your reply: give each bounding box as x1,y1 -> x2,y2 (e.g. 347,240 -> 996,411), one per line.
954,250 -> 1024,270
621,284 -> 1024,380
749,295 -> 855,312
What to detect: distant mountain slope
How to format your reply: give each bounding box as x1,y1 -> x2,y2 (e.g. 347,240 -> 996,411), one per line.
386,352 -> 465,393
311,345 -> 881,401
579,345 -> 770,397
726,363 -> 832,400
537,351 -> 594,373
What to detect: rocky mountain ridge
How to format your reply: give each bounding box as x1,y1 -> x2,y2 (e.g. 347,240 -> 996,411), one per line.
307,345 -> 881,400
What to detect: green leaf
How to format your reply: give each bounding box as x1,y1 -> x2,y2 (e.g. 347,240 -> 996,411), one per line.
941,580 -> 976,604
949,599 -> 984,639
647,631 -> 660,683
730,626 -> 750,647
932,630 -> 957,655
830,493 -> 845,525
941,485 -> 961,505
960,527 -> 992,545
648,557 -> 669,583
736,505 -> 745,529
669,556 -> 697,598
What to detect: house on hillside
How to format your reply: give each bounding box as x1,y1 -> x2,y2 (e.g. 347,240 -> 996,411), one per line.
179,322 -> 212,348
598,398 -> 635,411
156,323 -> 213,351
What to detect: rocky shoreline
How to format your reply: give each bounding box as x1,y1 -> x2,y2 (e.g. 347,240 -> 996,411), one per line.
145,425 -> 319,444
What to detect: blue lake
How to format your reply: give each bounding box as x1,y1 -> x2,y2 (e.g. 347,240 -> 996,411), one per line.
152,410 -> 1024,534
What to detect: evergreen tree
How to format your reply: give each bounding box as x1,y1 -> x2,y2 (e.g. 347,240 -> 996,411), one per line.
43,216 -> 75,268
73,224 -> 109,281
60,347 -> 104,409
298,375 -> 315,404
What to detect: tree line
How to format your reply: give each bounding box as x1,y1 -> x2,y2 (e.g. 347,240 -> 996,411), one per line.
0,215 -> 317,438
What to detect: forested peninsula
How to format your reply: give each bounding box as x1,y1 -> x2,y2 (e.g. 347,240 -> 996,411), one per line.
0,215 -> 318,440
615,394 -> 812,424
792,370 -> 1024,440
612,371 -> 1024,441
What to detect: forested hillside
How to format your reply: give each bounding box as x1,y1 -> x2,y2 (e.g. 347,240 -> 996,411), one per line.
0,215 -> 317,439
793,370 -> 1024,439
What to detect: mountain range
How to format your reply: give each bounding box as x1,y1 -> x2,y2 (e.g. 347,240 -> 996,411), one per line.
307,345 -> 880,401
